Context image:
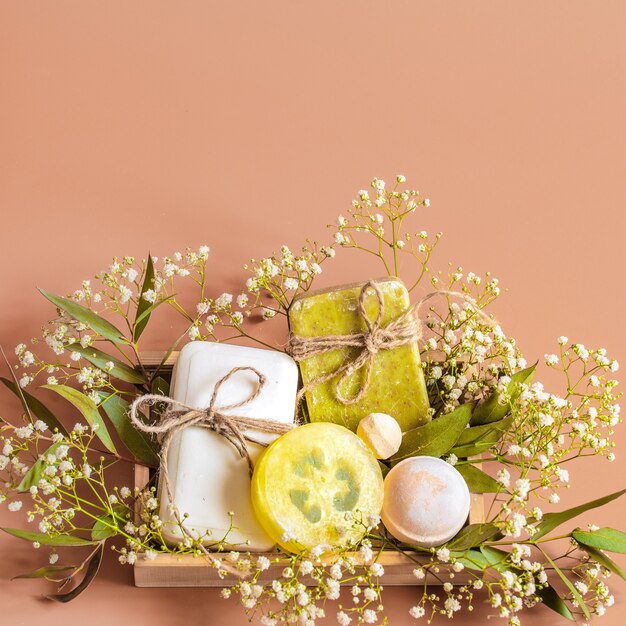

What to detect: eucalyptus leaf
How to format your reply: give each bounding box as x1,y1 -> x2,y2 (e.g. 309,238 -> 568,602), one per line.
39,289 -> 127,345
99,393 -> 159,467
541,549 -> 590,619
533,488 -> 626,540
151,375 -> 170,397
455,415 -> 513,447
133,255 -> 155,342
448,523 -> 502,550
470,364 -> 536,426
0,346 -> 34,424
91,506 -> 126,541
66,344 -> 145,385
46,543 -> 104,603
456,463 -> 504,493
18,442 -> 60,493
577,544 -> 626,580
42,385 -> 117,454
536,583 -> 574,620
479,545 -> 510,573
12,565 -> 77,580
572,527 -> 626,554
450,441 -> 499,458
450,548 -> 491,571
0,377 -> 67,435
2,527 -> 97,546
391,404 -> 472,463
133,296 -> 175,330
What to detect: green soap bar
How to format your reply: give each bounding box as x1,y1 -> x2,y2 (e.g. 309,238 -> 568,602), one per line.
289,278 -> 431,432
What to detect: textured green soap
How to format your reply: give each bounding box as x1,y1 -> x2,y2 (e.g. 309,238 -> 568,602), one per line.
288,278 -> 431,432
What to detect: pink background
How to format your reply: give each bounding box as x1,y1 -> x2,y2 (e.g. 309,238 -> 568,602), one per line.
1,2 -> 625,624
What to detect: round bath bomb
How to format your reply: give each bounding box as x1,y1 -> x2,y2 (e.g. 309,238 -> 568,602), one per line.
357,413 -> 402,459
251,422 -> 384,553
381,456 -> 470,547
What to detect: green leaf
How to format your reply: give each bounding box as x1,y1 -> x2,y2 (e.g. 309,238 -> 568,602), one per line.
533,488 -> 626,540
146,329 -> 186,381
2,527 -> 97,546
46,543 -> 104,602
42,385 -> 117,454
133,296 -> 175,331
572,527 -> 626,554
0,377 -> 67,435
91,506 -> 126,541
448,523 -> 502,550
39,289 -> 127,345
0,346 -> 34,424
151,375 -> 170,397
577,544 -> 626,580
450,548 -> 491,571
479,545 -> 511,573
470,364 -> 536,425
66,344 -> 145,385
536,583 -> 574,620
133,255 -> 155,342
18,442 -> 61,493
391,404 -> 472,463
456,463 -> 504,493
12,565 -> 77,580
99,393 -> 159,467
455,415 -> 513,447
541,549 -> 590,619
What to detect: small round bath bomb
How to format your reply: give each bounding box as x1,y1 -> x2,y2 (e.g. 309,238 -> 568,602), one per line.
251,422 -> 384,553
357,413 -> 402,459
381,456 -> 470,547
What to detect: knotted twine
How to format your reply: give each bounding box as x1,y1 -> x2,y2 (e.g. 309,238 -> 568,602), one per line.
287,280 -> 497,408
129,366 -> 294,573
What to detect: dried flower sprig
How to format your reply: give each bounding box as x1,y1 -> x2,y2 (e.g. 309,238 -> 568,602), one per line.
333,175 -> 438,289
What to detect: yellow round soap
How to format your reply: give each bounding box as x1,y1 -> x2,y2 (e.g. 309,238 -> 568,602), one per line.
251,422 -> 384,553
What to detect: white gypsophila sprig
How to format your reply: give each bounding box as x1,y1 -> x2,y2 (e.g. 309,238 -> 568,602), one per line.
0,409 -> 239,578
422,268 -> 524,417
332,176 -> 437,288
486,340 -> 621,539
14,246 -> 213,392
225,521 -> 387,626
243,239 -> 334,320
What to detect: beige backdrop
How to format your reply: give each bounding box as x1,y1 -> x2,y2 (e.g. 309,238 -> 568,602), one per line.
1,2 -> 625,625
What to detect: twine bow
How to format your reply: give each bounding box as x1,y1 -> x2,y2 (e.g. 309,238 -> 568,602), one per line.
129,366 -> 294,570
288,280 -> 496,408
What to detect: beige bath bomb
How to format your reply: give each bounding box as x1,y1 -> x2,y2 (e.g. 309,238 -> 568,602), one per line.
356,413 -> 402,459
381,456 -> 470,547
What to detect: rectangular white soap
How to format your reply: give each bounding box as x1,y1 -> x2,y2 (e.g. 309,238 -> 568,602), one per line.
157,341 -> 298,551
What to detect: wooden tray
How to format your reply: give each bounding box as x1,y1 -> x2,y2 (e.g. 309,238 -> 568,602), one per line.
132,465 -> 485,588
133,350 -> 484,588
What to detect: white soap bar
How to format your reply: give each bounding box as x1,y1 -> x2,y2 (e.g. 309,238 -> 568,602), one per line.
157,341 -> 298,551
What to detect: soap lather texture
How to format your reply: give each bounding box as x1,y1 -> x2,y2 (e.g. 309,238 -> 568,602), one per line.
288,278 -> 431,432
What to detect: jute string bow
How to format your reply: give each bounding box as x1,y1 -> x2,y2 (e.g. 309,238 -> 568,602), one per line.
288,280 -> 496,407
129,366 -> 293,571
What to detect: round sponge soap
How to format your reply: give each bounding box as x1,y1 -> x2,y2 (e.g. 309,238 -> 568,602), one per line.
381,456 -> 470,547
251,422 -> 384,553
